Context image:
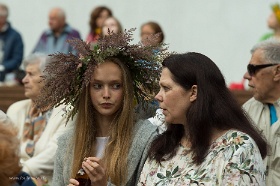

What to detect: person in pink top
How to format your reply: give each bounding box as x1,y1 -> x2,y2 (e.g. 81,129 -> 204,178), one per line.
86,6 -> 112,44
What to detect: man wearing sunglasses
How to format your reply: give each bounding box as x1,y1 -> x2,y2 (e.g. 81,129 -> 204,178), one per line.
243,40 -> 280,186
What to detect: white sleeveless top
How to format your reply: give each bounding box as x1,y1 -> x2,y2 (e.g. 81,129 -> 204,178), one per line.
95,137 -> 109,158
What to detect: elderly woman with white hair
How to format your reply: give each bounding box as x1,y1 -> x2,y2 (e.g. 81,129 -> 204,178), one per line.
6,53 -> 74,185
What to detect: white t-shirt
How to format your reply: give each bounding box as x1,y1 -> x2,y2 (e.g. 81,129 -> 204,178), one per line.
95,137 -> 109,158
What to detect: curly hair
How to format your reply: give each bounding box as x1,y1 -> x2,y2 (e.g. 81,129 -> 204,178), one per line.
0,121 -> 21,185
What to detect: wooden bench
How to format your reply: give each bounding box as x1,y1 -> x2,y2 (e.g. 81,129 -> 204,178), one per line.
0,85 -> 26,113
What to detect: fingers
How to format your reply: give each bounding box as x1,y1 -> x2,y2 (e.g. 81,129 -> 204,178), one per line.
89,157 -> 105,173
82,157 -> 106,182
68,178 -> 79,186
86,157 -> 101,164
83,160 -> 97,175
85,157 -> 104,172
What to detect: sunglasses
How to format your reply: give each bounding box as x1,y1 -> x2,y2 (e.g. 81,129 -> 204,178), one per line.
247,63 -> 278,76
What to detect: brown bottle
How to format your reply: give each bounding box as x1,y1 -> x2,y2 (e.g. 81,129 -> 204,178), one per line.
75,168 -> 91,186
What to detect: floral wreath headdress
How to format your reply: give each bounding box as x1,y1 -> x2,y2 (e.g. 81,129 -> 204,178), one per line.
36,28 -> 169,121
272,3 -> 280,23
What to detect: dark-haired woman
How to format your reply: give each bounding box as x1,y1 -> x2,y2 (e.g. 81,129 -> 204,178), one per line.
138,52 -> 267,185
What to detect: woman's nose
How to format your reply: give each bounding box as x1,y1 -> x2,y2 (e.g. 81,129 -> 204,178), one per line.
155,91 -> 162,102
103,87 -> 110,99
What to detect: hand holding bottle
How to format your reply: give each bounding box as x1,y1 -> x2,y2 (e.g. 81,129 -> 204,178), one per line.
68,157 -> 107,186
82,157 -> 107,186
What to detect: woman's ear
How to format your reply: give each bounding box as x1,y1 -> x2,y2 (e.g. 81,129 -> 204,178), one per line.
190,85 -> 197,102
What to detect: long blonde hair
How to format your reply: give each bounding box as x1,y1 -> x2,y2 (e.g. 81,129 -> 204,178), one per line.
70,57 -> 135,186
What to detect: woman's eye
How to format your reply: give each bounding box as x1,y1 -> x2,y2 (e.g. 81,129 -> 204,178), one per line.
112,84 -> 121,89
93,84 -> 102,89
162,86 -> 169,91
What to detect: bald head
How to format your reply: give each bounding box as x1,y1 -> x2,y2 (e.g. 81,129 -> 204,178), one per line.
0,3 -> 8,18
0,3 -> 8,29
48,7 -> 66,34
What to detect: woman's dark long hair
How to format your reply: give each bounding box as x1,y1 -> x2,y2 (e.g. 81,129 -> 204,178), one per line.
149,52 -> 267,165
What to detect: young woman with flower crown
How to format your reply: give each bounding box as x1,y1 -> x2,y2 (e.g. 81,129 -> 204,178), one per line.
35,29 -> 168,186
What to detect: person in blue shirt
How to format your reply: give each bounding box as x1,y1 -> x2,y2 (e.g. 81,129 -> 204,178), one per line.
33,7 -> 81,55
0,3 -> 24,83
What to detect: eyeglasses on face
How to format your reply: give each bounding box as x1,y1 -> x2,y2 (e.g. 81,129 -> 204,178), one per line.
247,63 -> 278,76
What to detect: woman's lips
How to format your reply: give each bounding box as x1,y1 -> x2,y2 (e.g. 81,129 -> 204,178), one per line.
101,103 -> 113,108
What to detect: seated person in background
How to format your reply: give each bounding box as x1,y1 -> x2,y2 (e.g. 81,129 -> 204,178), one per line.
260,3 -> 280,41
140,21 -> 164,46
243,40 -> 280,185
101,16 -> 122,36
0,3 -> 24,84
0,109 -> 11,124
33,7 -> 81,55
136,21 -> 165,118
138,52 -> 267,185
6,53 -> 74,185
86,6 -> 112,43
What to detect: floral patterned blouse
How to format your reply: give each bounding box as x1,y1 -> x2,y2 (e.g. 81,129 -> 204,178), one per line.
138,130 -> 266,186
